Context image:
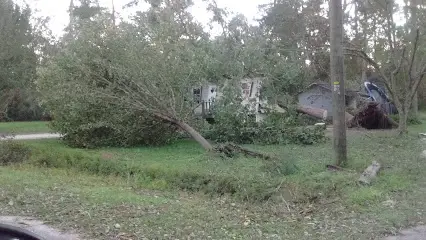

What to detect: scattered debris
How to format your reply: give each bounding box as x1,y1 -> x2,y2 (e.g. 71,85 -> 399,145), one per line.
382,199 -> 396,208
214,142 -> 273,160
326,164 -> 356,172
326,164 -> 345,172
358,161 -> 381,185
420,150 -> 426,159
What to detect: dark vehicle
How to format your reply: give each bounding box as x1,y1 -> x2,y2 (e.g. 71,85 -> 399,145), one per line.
363,81 -> 398,115
0,224 -> 44,240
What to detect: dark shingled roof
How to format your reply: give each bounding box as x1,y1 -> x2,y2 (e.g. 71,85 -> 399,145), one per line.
305,81 -> 359,97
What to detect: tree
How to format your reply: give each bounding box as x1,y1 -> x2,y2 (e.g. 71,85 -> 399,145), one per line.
346,0 -> 426,134
39,0 -> 216,150
0,0 -> 42,121
259,0 -> 330,81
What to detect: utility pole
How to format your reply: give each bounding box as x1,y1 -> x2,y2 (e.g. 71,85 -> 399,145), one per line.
329,0 -> 347,165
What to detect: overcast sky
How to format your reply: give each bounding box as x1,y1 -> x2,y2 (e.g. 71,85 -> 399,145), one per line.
21,0 -> 271,38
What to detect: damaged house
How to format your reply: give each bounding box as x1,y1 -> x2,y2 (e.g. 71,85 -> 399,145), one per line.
192,78 -> 284,122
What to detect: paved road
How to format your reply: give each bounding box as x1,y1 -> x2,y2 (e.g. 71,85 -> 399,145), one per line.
0,216 -> 79,240
0,133 -> 61,140
384,226 -> 426,240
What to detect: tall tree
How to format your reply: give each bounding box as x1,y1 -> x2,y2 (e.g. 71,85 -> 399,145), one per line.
0,0 -> 40,121
39,0 -> 216,150
346,0 -> 426,133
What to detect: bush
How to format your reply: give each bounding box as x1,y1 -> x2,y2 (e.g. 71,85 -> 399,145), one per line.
51,109 -> 178,148
38,64 -> 178,148
0,140 -> 31,165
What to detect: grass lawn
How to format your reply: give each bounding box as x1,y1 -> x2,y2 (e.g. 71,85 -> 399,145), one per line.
0,121 -> 51,134
1,116 -> 426,239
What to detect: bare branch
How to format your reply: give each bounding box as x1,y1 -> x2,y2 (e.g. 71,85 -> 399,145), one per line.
344,47 -> 399,105
393,47 -> 406,77
410,63 -> 426,101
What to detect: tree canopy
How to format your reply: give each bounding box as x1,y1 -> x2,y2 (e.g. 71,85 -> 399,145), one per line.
2,0 -> 426,146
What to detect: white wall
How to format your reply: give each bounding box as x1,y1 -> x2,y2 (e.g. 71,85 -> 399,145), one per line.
193,78 -> 284,122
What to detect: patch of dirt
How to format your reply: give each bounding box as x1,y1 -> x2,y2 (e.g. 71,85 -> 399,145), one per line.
325,126 -> 397,138
0,216 -> 80,240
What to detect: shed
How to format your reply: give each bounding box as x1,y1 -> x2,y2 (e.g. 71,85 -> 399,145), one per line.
297,82 -> 358,115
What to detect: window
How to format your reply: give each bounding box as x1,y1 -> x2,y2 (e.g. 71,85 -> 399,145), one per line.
370,89 -> 384,103
241,82 -> 253,98
193,88 -> 201,104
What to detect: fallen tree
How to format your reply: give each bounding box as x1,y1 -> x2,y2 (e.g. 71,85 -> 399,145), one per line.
295,104 -> 354,122
347,102 -> 398,129
282,102 -> 398,130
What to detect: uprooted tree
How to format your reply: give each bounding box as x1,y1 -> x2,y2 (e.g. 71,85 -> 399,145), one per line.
38,0 -> 326,152
38,0 -> 217,150
345,0 -> 426,134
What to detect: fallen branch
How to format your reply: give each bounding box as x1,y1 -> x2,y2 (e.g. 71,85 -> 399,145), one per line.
214,142 -> 273,160
358,161 -> 381,185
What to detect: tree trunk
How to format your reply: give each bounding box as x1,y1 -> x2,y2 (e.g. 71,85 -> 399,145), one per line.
410,0 -> 419,117
175,120 -> 213,151
398,109 -> 408,135
330,0 -> 348,166
411,90 -> 419,117
295,104 -> 354,122
154,113 -> 213,151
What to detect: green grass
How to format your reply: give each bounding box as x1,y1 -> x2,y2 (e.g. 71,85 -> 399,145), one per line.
0,119 -> 426,239
0,121 -> 51,134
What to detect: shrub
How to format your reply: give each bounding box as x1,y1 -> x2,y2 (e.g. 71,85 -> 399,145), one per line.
51,110 -> 178,148
0,140 -> 31,165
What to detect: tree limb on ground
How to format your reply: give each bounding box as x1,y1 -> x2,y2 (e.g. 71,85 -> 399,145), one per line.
214,142 -> 274,160
358,161 -> 381,185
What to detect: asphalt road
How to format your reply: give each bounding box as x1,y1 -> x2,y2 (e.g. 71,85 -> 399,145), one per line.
0,133 -> 61,140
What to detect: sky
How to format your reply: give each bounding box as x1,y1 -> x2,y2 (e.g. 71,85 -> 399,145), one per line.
21,0 -> 272,38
